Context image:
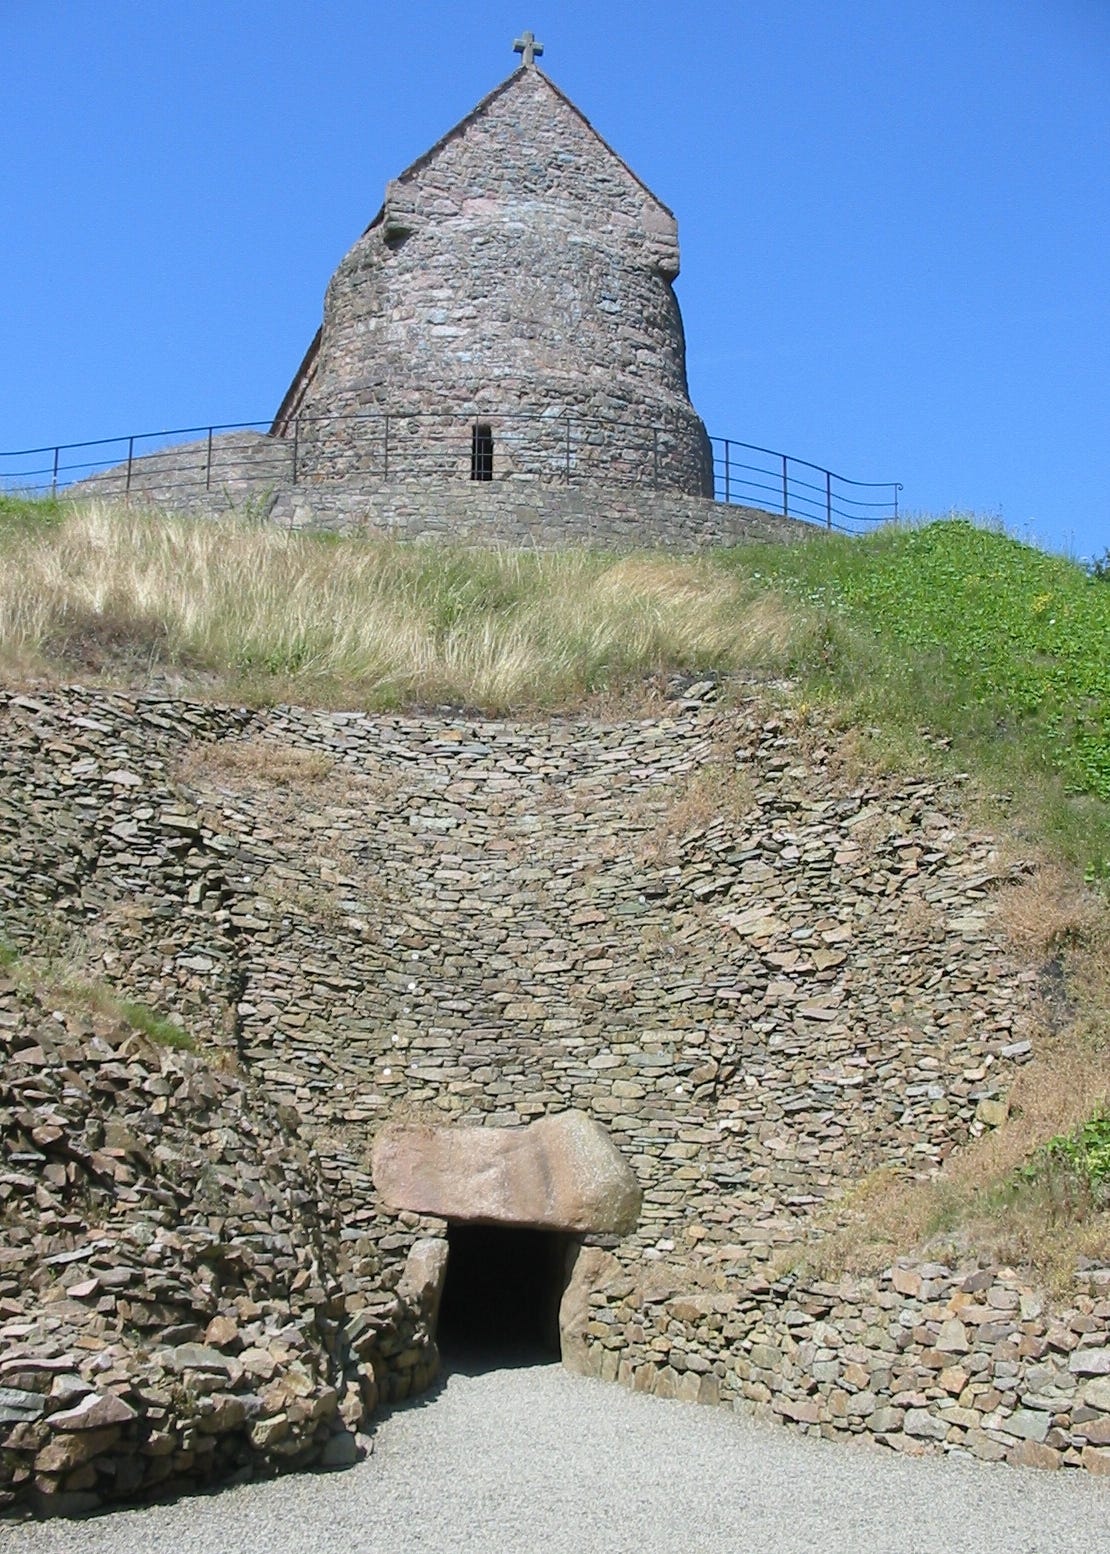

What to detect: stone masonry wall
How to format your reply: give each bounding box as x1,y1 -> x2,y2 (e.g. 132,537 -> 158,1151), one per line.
0,976 -> 346,1517
73,441 -> 802,550
570,1256 -> 1110,1475
0,971 -> 447,1518
74,440 -> 800,549
2,683 -> 1109,1491
268,483 -> 795,547
273,67 -> 713,496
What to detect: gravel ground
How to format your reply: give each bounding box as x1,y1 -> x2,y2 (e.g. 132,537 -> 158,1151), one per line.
5,1363 -> 1108,1554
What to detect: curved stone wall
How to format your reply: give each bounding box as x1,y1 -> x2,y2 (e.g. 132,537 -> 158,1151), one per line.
570,1256 -> 1110,1473
72,438 -> 801,551
2,683 -> 1108,1500
272,68 -> 713,496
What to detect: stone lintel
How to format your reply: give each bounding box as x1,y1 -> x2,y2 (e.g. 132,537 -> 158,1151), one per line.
371,1109 -> 641,1234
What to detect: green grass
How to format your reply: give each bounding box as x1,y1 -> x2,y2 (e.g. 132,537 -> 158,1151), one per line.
0,925 -> 195,1051
0,491 -> 69,538
1,499 -> 1108,876
116,999 -> 196,1051
732,519 -> 1110,878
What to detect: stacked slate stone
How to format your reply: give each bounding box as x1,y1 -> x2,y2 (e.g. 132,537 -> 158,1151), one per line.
571,1253 -> 1110,1472
0,972 -> 438,1517
2,680 -> 1109,1496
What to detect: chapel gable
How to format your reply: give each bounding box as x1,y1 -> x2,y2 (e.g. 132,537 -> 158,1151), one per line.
372,68 -> 681,280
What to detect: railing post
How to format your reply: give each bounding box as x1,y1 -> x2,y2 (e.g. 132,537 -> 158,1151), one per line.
653,426 -> 659,490
724,440 -> 731,504
51,446 -> 59,497
894,484 -> 900,522
781,453 -> 789,517
565,416 -> 571,485
291,417 -> 300,484
125,436 -> 134,496
826,470 -> 832,529
205,427 -> 213,491
383,414 -> 390,480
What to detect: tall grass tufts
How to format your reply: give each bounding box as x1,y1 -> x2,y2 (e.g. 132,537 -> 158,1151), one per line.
0,502 -> 800,708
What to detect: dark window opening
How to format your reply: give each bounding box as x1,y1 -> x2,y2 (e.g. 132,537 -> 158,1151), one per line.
436,1223 -> 574,1367
470,422 -> 494,481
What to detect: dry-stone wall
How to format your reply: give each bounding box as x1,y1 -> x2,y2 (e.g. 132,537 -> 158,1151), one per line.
0,974 -> 435,1519
74,443 -> 797,550
570,1254 -> 1110,1474
2,681 -> 1109,1509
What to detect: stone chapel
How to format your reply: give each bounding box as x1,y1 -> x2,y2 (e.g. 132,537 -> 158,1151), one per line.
78,38 -> 798,543
270,41 -> 714,497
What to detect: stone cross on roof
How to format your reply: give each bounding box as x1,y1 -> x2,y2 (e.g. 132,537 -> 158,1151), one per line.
513,29 -> 544,67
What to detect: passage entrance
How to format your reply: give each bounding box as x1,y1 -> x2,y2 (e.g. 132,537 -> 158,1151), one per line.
436,1223 -> 574,1363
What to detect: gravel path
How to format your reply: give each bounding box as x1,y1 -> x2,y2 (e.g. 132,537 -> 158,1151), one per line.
6,1363 -> 1108,1554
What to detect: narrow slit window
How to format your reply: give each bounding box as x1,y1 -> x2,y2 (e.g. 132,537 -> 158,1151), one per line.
471,422 -> 493,482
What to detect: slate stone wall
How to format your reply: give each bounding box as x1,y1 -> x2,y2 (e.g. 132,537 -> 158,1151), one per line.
5,684 -> 1037,1288
3,683 -> 1108,1494
272,68 -> 713,496
72,438 -> 803,550
0,969 -> 437,1518
572,1257 -> 1110,1474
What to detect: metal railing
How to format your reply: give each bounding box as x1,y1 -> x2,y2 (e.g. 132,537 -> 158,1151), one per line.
711,438 -> 901,532
0,422 -> 280,498
0,413 -> 902,534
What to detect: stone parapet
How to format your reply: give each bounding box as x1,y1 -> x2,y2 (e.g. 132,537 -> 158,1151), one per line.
271,480 -> 799,547
73,439 -> 803,550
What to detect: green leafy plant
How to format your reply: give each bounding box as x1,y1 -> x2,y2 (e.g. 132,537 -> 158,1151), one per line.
1013,1109 -> 1110,1212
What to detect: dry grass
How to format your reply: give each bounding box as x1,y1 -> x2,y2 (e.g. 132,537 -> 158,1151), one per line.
0,502 -> 802,711
177,738 -> 336,787
808,867 -> 1110,1291
992,862 -> 1106,959
0,934 -> 198,1056
893,896 -> 947,944
636,763 -> 757,862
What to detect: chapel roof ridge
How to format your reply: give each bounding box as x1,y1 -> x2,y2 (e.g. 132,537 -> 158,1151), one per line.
357,61 -> 674,238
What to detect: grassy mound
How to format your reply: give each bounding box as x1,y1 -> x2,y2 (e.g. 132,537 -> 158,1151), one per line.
740,520 -> 1110,877
1,496 -> 1106,874
1,493 -> 1107,1281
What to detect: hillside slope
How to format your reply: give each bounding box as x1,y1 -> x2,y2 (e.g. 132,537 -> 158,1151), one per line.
1,500 -> 1108,1505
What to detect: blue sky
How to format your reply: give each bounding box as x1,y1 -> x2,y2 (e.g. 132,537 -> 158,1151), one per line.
2,0 -> 1108,559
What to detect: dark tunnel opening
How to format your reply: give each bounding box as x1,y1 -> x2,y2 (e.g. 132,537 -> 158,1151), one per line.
436,1223 -> 575,1368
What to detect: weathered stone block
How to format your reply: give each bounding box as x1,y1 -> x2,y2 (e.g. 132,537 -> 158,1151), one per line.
372,1110 -> 641,1232
904,1408 -> 949,1440
1008,1440 -> 1061,1470
47,1392 -> 136,1432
